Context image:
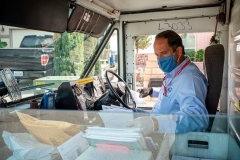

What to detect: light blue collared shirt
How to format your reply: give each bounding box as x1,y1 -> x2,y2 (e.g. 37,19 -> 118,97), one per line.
151,56 -> 209,133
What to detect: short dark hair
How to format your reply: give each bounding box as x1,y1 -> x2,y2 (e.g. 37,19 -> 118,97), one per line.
155,30 -> 185,54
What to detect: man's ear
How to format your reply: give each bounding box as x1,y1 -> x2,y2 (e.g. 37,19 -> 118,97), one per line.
175,46 -> 184,64
176,46 -> 184,56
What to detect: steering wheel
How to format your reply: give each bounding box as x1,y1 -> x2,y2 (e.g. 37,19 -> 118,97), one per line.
105,70 -> 136,110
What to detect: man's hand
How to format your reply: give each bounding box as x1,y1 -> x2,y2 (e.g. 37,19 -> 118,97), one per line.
125,117 -> 158,135
137,87 -> 153,98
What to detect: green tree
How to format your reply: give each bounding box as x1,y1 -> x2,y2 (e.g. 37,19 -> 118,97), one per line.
185,49 -> 204,62
83,35 -> 98,60
135,36 -> 152,53
93,60 -> 101,76
53,32 -> 84,76
83,35 -> 98,76
185,50 -> 195,61
195,49 -> 204,62
0,40 -> 7,48
215,34 -> 220,44
70,33 -> 85,76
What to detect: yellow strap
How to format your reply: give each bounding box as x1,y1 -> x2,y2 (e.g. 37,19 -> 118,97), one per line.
76,77 -> 94,85
234,102 -> 240,111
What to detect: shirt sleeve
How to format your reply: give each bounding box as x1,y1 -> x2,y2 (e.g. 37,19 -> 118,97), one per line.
153,72 -> 209,133
151,87 -> 161,98
175,73 -> 209,133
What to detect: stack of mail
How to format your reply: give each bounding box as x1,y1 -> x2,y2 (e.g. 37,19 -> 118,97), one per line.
83,127 -> 148,151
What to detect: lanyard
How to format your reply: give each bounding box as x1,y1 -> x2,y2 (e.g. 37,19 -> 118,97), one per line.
163,60 -> 191,95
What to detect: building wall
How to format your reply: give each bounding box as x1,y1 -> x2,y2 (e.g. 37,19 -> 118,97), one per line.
195,32 -> 213,51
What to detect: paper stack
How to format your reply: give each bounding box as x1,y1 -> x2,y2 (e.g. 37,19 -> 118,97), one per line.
83,127 -> 148,151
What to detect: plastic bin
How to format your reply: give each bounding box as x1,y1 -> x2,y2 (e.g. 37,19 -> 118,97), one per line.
156,132 -> 240,160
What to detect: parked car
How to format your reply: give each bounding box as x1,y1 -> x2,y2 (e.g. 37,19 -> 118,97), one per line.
0,35 -> 54,81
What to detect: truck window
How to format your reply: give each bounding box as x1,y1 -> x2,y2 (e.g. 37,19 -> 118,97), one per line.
20,35 -> 54,48
89,30 -> 119,83
0,23 -> 113,99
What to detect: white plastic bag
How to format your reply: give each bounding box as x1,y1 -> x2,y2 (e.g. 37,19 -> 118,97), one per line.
2,131 -> 59,160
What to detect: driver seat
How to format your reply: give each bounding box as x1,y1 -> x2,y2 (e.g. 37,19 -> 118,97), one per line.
204,44 -> 225,132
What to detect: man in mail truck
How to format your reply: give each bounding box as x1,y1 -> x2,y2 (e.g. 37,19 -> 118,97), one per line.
125,30 -> 209,135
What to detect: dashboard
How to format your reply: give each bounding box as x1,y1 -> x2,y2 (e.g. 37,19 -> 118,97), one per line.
56,76 -> 128,110
55,76 -> 106,110
4,76 -> 127,111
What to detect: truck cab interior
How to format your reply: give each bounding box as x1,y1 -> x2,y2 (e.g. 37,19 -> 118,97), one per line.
0,0 -> 240,159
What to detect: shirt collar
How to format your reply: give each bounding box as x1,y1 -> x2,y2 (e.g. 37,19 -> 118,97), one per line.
164,56 -> 190,78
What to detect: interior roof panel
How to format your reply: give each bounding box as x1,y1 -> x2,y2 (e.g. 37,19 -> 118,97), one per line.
98,0 -> 222,12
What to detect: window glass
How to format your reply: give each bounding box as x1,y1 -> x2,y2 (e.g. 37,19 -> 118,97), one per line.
0,24 -> 112,101
181,33 -> 196,52
0,110 -> 239,160
90,30 -> 118,83
20,35 -> 53,48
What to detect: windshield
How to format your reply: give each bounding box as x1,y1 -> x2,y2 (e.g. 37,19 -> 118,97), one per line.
0,109 -> 239,160
0,23 -> 115,102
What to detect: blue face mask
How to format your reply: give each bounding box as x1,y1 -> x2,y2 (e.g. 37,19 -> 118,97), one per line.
157,53 -> 177,73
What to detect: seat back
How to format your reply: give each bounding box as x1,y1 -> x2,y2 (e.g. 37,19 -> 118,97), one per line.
204,44 -> 224,130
